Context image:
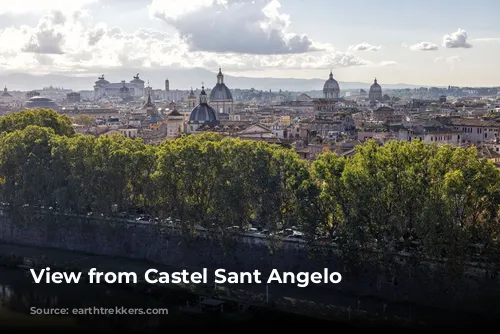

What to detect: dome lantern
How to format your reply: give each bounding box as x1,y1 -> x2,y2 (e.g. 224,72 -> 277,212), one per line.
199,85 -> 208,104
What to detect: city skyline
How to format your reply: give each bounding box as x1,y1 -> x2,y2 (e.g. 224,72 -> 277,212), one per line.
0,0 -> 499,87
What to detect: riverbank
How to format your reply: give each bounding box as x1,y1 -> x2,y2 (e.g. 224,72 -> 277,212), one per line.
0,242 -> 495,330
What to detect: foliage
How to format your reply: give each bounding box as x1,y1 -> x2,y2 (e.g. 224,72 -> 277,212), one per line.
312,140 -> 500,274
0,114 -> 499,276
0,109 -> 75,137
73,115 -> 95,127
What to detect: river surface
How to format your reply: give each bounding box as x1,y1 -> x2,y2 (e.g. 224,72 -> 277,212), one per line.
0,266 -> 351,332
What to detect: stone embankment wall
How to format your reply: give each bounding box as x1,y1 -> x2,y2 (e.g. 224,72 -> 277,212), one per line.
0,212 -> 498,316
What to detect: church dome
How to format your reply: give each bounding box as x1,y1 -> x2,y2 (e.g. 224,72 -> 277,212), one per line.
370,78 -> 382,93
323,70 -> 340,99
189,86 -> 218,123
210,84 -> 233,101
2,87 -> 12,97
24,96 -> 58,109
209,68 -> 233,101
368,78 -> 383,102
323,71 -> 340,92
189,104 -> 218,123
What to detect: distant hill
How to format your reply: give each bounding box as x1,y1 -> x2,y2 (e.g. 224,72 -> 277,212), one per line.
0,68 -> 426,92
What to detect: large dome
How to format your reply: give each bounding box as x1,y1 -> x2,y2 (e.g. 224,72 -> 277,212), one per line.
370,78 -> 382,93
24,96 -> 58,109
189,104 -> 218,123
323,70 -> 340,99
189,87 -> 218,124
209,68 -> 233,101
323,71 -> 340,91
2,87 -> 12,97
209,84 -> 233,101
368,78 -> 383,102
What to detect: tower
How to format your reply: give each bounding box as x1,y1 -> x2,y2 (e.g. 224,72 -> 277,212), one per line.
187,87 -> 197,109
165,79 -> 169,92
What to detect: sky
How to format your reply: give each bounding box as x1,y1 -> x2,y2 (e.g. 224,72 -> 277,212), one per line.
0,0 -> 499,87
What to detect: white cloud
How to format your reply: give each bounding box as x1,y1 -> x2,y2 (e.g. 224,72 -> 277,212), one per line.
0,0 -> 97,15
347,43 -> 381,52
22,11 -> 67,54
379,61 -> 397,66
148,0 -> 218,20
149,0 -> 318,54
0,10 -> 369,75
403,42 -> 439,51
442,29 -> 472,48
434,56 -> 463,62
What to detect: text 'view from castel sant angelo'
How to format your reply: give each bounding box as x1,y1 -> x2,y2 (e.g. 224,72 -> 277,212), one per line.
0,0 -> 500,332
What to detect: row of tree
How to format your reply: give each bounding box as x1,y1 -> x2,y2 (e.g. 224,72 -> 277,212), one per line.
0,110 -> 499,274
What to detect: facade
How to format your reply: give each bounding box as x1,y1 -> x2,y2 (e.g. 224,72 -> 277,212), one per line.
209,68 -> 234,115
187,88 -> 197,109
372,106 -> 398,123
166,109 -> 184,138
440,117 -> 500,144
398,126 -> 461,145
369,78 -> 383,102
66,92 -> 81,103
117,126 -> 139,138
323,70 -> 340,99
93,74 -> 145,100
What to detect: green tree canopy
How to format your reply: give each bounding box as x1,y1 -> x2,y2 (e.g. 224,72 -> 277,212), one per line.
0,117 -> 498,277
0,109 -> 75,137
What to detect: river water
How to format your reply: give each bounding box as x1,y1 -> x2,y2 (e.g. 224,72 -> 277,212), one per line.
0,266 -> 348,332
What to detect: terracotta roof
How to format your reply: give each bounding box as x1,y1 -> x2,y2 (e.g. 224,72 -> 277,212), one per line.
448,118 -> 500,127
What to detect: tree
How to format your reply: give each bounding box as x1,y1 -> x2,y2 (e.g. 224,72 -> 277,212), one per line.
73,115 -> 95,127
0,126 -> 59,209
311,153 -> 348,239
0,109 -> 75,137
